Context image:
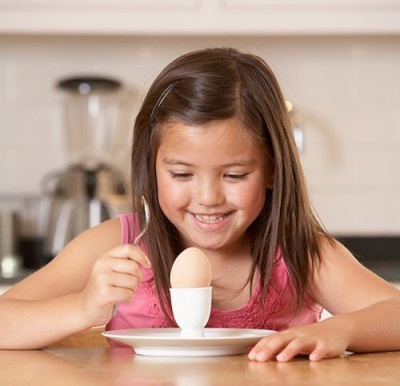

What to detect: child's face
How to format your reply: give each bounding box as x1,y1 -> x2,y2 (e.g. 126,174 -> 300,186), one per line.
155,118 -> 273,252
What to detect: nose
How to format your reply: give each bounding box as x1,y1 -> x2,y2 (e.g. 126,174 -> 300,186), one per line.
194,177 -> 224,207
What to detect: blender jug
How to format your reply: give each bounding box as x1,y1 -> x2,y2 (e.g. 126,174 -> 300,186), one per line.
58,76 -> 123,169
42,76 -> 131,258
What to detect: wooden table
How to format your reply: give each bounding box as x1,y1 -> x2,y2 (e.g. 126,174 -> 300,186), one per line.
0,328 -> 399,386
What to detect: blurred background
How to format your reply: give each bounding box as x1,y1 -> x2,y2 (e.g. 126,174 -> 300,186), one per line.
0,0 -> 399,285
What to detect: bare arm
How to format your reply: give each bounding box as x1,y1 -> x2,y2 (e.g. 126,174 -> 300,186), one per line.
0,218 -> 150,349
248,239 -> 400,362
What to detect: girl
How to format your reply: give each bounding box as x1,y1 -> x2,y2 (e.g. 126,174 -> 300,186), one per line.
1,47 -> 399,362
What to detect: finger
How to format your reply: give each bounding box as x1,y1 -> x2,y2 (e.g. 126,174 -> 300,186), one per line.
248,334 -> 291,362
109,258 -> 144,281
91,265 -> 141,300
309,340 -> 336,362
275,337 -> 317,362
108,286 -> 136,304
110,272 -> 140,292
91,280 -> 135,308
109,244 -> 151,268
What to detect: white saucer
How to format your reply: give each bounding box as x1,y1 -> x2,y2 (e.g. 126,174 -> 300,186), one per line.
103,328 -> 275,357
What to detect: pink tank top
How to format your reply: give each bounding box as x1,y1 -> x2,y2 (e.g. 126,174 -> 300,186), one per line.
106,213 -> 322,338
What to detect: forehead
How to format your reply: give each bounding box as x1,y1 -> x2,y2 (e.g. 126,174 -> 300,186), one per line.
157,118 -> 266,160
156,120 -> 264,166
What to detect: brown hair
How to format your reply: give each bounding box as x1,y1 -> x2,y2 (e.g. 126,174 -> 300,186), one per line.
131,47 -> 330,319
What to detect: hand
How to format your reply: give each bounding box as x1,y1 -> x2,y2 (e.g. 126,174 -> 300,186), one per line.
248,320 -> 350,362
79,244 -> 151,327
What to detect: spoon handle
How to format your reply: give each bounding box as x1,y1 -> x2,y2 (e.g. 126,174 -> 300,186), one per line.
112,196 -> 150,317
133,196 -> 150,246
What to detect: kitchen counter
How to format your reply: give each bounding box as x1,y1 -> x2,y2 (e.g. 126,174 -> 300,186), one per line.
0,328 -> 399,386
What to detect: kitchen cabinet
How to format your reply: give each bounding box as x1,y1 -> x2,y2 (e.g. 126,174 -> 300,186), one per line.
0,0 -> 399,36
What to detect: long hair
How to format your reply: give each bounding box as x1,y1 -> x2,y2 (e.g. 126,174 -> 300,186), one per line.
131,47 -> 330,320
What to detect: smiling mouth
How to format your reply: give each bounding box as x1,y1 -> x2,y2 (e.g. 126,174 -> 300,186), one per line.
194,213 -> 230,223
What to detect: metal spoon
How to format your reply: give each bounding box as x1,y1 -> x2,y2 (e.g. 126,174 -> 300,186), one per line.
112,195 -> 150,317
133,196 -> 150,246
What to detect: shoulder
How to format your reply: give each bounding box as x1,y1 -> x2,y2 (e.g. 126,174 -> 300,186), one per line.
312,236 -> 368,283
49,218 -> 122,275
2,218 -> 123,299
67,217 -> 122,252
309,237 -> 400,314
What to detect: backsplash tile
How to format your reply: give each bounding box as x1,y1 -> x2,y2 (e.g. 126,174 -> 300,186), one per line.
0,35 -> 399,235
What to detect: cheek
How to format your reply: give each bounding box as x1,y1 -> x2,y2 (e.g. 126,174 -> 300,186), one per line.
229,178 -> 266,213
156,173 -> 187,211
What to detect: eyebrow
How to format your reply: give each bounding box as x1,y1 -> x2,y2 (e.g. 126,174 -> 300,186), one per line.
161,158 -> 257,167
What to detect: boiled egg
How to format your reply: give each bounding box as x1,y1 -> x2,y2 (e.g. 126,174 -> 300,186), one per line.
170,247 -> 212,288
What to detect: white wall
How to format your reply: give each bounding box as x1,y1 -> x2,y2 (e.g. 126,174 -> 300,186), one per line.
1,35 -> 400,235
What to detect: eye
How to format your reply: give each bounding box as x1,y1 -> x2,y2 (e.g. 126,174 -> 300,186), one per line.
225,173 -> 249,181
169,172 -> 192,180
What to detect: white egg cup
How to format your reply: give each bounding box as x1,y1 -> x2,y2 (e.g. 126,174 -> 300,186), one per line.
170,287 -> 212,338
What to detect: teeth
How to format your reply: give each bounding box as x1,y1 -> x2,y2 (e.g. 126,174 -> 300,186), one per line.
195,214 -> 226,223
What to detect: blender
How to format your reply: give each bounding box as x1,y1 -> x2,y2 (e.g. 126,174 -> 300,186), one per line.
41,76 -> 131,258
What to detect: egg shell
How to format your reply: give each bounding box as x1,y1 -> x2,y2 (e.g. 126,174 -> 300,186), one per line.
170,247 -> 212,288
